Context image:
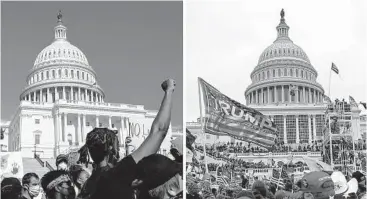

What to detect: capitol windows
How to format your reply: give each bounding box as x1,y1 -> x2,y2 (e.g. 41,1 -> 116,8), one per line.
262,72 -> 265,80
267,71 -> 270,79
35,119 -> 40,124
296,69 -> 299,77
290,69 -> 293,77
77,71 -> 80,79
52,70 -> 55,78
71,70 -> 74,78
65,69 -> 68,77
34,134 -> 40,145
46,71 -> 49,79
82,72 -> 85,80
284,68 -> 287,76
87,74 -> 89,81
278,69 -> 281,77
41,72 -> 44,80
273,69 -> 275,77
301,70 -> 304,78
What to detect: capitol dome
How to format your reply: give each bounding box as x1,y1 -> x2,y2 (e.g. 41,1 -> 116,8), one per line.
20,12 -> 105,103
245,9 -> 324,106
33,40 -> 89,69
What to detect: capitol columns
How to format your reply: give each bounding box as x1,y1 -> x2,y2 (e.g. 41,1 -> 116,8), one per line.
303,87 -> 306,103
82,114 -> 86,142
47,88 -> 50,102
108,116 -> 112,129
308,115 -> 312,144
63,113 -> 67,142
282,86 -> 285,103
63,86 -> 66,100
56,87 -> 59,101
71,87 -> 74,101
267,87 -> 271,104
313,115 -> 317,141
58,112 -> 62,143
77,114 -> 82,145
95,115 -> 99,128
84,88 -> 87,101
40,89 -> 43,103
274,86 -> 277,103
295,115 -> 299,144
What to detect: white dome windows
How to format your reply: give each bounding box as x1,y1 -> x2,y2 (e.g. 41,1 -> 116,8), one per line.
278,68 -> 282,77
284,68 -> 287,76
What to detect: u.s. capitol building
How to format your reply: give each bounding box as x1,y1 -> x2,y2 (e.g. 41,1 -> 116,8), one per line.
3,13 -> 172,159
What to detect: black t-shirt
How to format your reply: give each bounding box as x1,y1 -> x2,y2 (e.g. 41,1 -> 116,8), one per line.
78,155 -> 138,199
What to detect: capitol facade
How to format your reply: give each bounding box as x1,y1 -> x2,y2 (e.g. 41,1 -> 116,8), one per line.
3,14 -> 172,159
188,10 -> 363,148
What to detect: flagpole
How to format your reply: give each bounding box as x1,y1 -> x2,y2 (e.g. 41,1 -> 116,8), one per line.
198,78 -> 208,173
328,66 -> 332,97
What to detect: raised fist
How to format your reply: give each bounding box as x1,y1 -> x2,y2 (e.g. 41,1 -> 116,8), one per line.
161,79 -> 176,92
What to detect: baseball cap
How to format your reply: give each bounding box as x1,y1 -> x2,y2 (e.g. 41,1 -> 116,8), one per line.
56,154 -> 68,166
300,171 -> 335,199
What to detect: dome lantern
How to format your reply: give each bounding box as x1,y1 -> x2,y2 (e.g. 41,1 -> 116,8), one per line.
275,9 -> 291,42
54,10 -> 67,40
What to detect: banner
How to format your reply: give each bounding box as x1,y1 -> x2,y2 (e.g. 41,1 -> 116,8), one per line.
0,152 -> 24,180
302,156 -> 333,172
198,78 -> 278,149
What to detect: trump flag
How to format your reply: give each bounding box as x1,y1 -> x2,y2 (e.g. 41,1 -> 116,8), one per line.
198,78 -> 278,150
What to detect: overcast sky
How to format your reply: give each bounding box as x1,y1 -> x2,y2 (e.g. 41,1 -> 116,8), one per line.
1,1 -> 183,126
186,0 -> 366,121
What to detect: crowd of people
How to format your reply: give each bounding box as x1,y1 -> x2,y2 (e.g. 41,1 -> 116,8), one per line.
187,164 -> 367,199
1,79 -> 183,199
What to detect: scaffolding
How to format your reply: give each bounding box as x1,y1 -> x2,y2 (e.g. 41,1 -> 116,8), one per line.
322,101 -> 356,175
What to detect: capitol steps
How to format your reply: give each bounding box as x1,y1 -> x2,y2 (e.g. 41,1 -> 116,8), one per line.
22,158 -> 53,178
195,150 -> 227,164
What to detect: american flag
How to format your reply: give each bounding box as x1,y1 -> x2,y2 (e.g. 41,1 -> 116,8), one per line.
216,175 -> 229,187
331,63 -> 339,74
349,96 -> 358,107
198,78 -> 278,150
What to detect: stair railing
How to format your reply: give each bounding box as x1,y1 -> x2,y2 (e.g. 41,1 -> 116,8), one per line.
34,154 -> 45,167
45,161 -> 55,171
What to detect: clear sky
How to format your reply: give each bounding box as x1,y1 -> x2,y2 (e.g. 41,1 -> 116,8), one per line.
186,0 -> 366,121
1,1 -> 183,126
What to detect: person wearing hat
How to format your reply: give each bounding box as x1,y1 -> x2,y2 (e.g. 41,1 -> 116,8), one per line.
41,170 -> 75,199
56,154 -> 68,171
131,154 -> 183,199
1,177 -> 23,199
299,171 -> 335,199
331,171 -> 349,198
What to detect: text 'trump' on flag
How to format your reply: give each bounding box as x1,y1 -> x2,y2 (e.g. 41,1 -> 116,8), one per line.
198,77 -> 278,150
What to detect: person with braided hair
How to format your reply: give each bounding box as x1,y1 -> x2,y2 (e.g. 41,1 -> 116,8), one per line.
77,79 -> 176,199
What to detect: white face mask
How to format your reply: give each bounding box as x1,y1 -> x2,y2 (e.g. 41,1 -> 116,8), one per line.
28,185 -> 40,197
58,163 -> 68,170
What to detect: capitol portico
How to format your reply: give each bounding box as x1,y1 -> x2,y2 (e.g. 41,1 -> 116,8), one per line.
5,13 -> 172,159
